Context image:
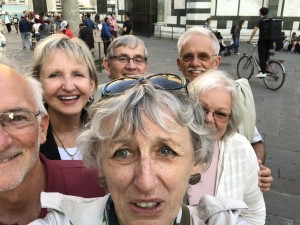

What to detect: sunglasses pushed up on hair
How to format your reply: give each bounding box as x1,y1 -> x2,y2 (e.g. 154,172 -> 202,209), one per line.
101,73 -> 188,97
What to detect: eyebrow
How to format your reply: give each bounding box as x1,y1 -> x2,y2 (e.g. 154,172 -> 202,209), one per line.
1,107 -> 30,114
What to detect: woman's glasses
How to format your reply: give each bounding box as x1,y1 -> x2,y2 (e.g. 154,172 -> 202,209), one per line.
101,73 -> 188,97
201,105 -> 231,123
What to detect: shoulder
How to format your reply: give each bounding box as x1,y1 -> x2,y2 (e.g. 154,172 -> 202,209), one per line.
188,195 -> 249,223
30,192 -> 109,225
41,155 -> 106,198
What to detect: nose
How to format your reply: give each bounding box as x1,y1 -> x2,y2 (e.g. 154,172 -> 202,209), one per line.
61,76 -> 76,91
133,156 -> 157,194
125,58 -> 138,70
0,126 -> 13,151
190,55 -> 203,66
205,111 -> 215,124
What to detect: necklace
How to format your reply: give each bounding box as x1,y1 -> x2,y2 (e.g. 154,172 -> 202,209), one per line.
51,128 -> 79,160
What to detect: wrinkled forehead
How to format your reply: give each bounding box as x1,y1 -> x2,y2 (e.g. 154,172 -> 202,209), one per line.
113,44 -> 146,56
180,34 -> 215,55
0,66 -> 35,110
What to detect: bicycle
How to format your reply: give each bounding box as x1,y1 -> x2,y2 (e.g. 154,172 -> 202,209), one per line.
236,43 -> 286,90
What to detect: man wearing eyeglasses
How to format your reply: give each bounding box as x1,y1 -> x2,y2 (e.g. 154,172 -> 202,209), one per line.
176,26 -> 273,192
102,35 -> 148,81
0,55 -> 105,225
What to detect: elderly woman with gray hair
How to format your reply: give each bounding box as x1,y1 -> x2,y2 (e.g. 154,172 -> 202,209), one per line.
29,73 -> 249,225
187,70 -> 266,224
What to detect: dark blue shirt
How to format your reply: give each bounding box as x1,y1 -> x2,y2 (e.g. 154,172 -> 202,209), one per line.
19,18 -> 31,33
84,17 -> 95,31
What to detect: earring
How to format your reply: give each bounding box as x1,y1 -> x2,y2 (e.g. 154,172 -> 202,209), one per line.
98,176 -> 106,187
87,96 -> 94,103
189,173 -> 201,185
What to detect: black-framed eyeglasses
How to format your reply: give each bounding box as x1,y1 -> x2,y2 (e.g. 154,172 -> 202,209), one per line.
109,55 -> 148,65
101,73 -> 188,97
201,105 -> 231,123
181,52 -> 217,62
0,109 -> 40,135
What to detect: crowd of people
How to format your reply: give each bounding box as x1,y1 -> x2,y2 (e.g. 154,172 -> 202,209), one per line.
0,7 -> 275,225
1,10 -> 133,55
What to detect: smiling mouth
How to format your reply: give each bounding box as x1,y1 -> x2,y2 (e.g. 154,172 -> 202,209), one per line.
58,95 -> 79,100
135,202 -> 158,208
187,68 -> 206,74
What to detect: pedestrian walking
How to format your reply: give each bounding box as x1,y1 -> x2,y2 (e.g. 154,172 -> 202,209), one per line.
101,16 -> 112,56
4,12 -> 12,33
227,20 -> 245,55
121,12 -> 133,35
19,14 -> 32,50
12,14 -> 19,33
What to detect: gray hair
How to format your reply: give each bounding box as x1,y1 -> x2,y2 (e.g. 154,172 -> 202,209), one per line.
188,70 -> 239,140
106,35 -> 148,59
78,80 -> 214,171
0,53 -> 47,117
177,26 -> 220,56
30,34 -> 98,88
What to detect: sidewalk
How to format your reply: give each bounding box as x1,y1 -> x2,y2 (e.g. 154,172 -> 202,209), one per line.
2,29 -> 300,225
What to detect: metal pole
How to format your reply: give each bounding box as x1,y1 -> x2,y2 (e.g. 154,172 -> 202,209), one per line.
98,42 -> 102,73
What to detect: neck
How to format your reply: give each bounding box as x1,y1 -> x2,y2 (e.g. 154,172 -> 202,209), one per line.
0,158 -> 46,225
47,108 -> 82,132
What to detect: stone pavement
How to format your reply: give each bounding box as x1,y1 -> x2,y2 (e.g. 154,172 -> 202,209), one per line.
2,28 -> 300,225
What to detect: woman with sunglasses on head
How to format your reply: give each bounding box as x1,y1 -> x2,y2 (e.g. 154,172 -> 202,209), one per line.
29,74 -> 250,225
187,70 -> 266,225
30,34 -> 97,160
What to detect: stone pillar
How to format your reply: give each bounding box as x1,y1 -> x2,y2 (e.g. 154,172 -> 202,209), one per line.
27,0 -> 34,11
157,0 -> 164,22
46,0 -> 57,12
185,0 -> 212,27
61,0 -> 80,35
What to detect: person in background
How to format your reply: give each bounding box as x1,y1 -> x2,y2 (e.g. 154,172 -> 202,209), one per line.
59,20 -> 74,39
39,16 -> 52,40
101,16 -> 112,56
12,14 -> 19,33
32,18 -> 41,42
110,12 -> 118,38
226,19 -> 245,55
84,13 -> 95,32
248,7 -> 273,78
30,34 -> 97,160
79,22 -> 95,51
4,12 -> 12,33
203,17 -> 213,31
29,74 -> 249,225
102,35 -> 148,80
176,26 -> 273,192
122,11 -> 133,35
52,12 -> 62,33
188,70 -> 266,224
19,13 -> 33,50
0,53 -> 105,225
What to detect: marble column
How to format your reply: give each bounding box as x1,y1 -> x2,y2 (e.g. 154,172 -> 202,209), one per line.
27,0 -> 34,11
46,0 -> 57,12
61,0 -> 80,34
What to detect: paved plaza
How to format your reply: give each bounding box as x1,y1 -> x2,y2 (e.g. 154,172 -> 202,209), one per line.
2,28 -> 300,225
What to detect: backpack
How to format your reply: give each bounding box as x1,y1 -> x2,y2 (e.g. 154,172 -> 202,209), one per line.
230,24 -> 235,34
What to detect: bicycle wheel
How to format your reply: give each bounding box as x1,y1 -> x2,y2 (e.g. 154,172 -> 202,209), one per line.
237,55 -> 254,79
263,61 -> 285,90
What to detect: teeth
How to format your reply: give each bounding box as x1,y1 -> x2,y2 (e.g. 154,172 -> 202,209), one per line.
136,202 -> 157,208
59,96 -> 78,100
187,68 -> 206,73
